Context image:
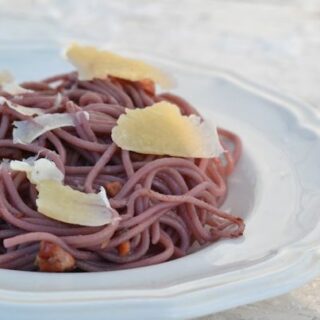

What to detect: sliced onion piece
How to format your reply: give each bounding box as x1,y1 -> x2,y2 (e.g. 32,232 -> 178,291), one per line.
12,111 -> 89,144
111,101 -> 224,158
10,158 -> 117,226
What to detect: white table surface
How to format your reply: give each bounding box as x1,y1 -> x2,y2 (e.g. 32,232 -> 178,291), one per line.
0,0 -> 319,319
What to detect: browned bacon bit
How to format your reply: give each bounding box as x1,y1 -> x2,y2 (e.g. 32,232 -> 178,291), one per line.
138,79 -> 155,96
118,241 -> 131,256
15,212 -> 24,218
105,181 -> 122,197
130,152 -> 147,162
35,241 -> 75,272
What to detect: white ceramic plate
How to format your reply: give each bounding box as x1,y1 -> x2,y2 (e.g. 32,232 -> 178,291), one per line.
1,47 -> 320,320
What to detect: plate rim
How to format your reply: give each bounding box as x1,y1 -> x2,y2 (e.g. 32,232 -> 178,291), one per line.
0,49 -> 320,319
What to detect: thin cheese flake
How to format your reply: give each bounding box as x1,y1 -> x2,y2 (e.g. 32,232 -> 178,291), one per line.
65,43 -> 174,89
10,158 -> 64,184
12,111 -> 89,144
52,93 -> 63,109
10,158 -> 116,226
0,97 -> 44,116
0,70 -> 14,84
2,83 -> 31,95
111,102 -> 224,158
0,70 -> 31,95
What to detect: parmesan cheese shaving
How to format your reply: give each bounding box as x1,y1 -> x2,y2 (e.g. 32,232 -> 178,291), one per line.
65,43 -> 174,88
111,102 -> 224,158
10,158 -> 117,226
0,70 -> 14,84
2,82 -> 31,95
36,181 -> 115,226
10,158 -> 64,184
52,93 -> 63,109
0,97 -> 45,116
12,111 -> 89,144
0,70 -> 31,95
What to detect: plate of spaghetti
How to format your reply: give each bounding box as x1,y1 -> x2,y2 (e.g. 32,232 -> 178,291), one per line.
0,43 -> 319,320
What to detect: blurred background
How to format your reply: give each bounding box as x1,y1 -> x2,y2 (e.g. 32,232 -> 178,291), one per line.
0,0 -> 320,319
0,0 -> 320,106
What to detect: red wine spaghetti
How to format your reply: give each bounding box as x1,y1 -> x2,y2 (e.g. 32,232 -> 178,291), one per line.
0,72 -> 244,272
